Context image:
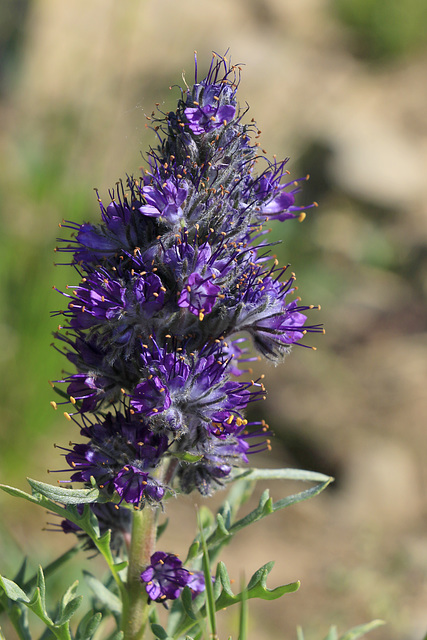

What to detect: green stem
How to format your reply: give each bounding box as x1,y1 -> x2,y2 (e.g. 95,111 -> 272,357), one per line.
122,507 -> 158,640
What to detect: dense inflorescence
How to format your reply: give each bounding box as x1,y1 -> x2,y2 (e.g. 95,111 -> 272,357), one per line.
52,53 -> 322,544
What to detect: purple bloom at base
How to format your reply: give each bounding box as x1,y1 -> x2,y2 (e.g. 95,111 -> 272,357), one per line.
140,552 -> 192,602
62,411 -> 168,507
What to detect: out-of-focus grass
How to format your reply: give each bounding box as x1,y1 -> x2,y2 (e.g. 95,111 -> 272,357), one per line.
332,0 -> 427,62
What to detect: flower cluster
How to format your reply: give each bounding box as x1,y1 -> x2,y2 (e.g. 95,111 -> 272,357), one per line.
52,54 -> 321,593
140,552 -> 205,603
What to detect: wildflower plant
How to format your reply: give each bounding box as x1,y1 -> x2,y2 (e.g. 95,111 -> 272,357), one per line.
0,53 -> 383,640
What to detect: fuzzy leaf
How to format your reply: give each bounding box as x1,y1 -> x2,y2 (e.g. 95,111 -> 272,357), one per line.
184,541 -> 200,563
170,452 -> 204,463
232,468 -> 332,484
27,478 -> 100,504
339,620 -> 385,640
0,577 -> 30,603
56,581 -> 80,625
6,602 -> 32,640
75,611 -> 103,640
56,596 -> 83,626
151,623 -> 173,639
83,572 -> 122,615
36,567 -> 46,612
180,587 -> 198,622
200,477 -> 332,555
27,588 -> 53,626
214,561 -> 299,610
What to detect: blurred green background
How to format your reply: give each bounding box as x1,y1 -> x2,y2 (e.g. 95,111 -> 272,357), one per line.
1,1 -> 427,639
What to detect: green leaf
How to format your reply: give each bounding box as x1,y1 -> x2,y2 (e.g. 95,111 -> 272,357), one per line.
56,581 -> 81,625
323,627 -> 338,640
75,611 -> 103,640
339,620 -> 385,640
27,478 -> 100,504
184,541 -> 200,563
200,477 -> 332,556
0,577 -> 30,603
6,602 -> 32,640
56,596 -> 83,626
27,587 -> 53,626
232,468 -> 333,484
296,626 -> 305,640
180,588 -> 198,622
214,561 -> 299,610
36,568 -> 46,612
83,572 -> 122,615
170,452 -> 204,463
151,623 -> 173,639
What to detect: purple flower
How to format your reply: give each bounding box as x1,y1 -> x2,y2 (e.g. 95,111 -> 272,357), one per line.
177,272 -> 221,318
139,179 -> 188,224
60,412 -> 168,507
184,102 -> 236,136
52,52 -> 322,508
129,343 -> 263,439
140,552 -> 191,602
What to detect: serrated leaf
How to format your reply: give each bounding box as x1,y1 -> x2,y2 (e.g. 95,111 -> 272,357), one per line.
75,610 -> 103,640
151,622 -> 173,639
27,478 -> 100,504
83,572 -> 122,615
214,561 -> 299,610
27,587 -> 54,626
96,529 -> 113,555
339,620 -> 385,640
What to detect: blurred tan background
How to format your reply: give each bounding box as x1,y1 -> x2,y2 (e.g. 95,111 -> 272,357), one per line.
1,1 -> 427,638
